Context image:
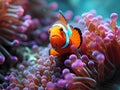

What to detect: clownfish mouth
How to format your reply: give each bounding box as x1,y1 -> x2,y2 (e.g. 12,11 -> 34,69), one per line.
51,35 -> 57,38
50,35 -> 63,48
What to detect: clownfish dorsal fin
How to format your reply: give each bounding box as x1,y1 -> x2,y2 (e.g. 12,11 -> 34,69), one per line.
59,10 -> 67,26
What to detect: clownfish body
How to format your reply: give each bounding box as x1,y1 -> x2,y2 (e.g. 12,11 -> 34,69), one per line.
49,11 -> 82,56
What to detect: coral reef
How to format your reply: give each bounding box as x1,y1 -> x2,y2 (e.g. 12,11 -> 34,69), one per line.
0,0 -> 58,65
54,10 -> 120,90
4,46 -> 56,90
0,0 -> 120,90
22,0 -> 59,46
0,0 -> 31,65
0,0 -> 35,85
0,0 -> 59,63
0,0 -> 58,88
52,10 -> 120,90
1,10 -> 120,90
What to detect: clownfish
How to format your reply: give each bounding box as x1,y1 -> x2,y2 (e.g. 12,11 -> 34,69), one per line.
0,0 -> 12,10
49,11 -> 82,56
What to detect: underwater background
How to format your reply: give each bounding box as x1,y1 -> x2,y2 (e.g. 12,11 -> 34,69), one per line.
0,0 -> 120,90
48,0 -> 120,24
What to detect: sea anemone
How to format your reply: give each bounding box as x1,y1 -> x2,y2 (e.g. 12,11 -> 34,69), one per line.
53,10 -> 120,90
0,0 -> 58,89
0,0 -> 31,65
3,46 -> 57,90
0,0 -> 58,65
0,0 -> 120,90
20,0 -> 59,46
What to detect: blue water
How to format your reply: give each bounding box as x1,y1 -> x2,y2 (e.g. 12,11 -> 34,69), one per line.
49,0 -> 120,24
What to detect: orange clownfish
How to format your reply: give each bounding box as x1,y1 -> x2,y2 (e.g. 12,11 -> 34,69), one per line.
49,11 -> 82,56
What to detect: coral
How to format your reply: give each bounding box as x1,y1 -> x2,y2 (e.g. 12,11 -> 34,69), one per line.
0,0 -> 58,86
0,0 -> 120,90
0,0 -> 32,65
0,0 -> 58,65
79,10 -> 120,66
49,10 -> 120,90
3,10 -> 120,90
53,10 -> 120,90
24,0 -> 58,24
3,46 -> 56,90
0,0 -> 36,85
22,0 -> 58,46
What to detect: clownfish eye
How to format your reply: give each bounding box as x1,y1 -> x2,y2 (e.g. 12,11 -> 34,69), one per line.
60,28 -> 63,31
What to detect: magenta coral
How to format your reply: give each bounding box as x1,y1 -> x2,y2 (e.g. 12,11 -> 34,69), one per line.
80,11 -> 120,66
20,0 -> 59,46
0,0 -> 59,89
46,10 -> 120,90
3,46 -> 57,90
0,0 -> 120,89
0,0 -> 58,65
0,0 -> 33,65
3,10 -> 120,90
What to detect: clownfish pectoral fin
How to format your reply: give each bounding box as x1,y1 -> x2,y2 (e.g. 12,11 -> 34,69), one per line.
49,48 -> 59,56
59,10 -> 67,26
70,27 -> 82,48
